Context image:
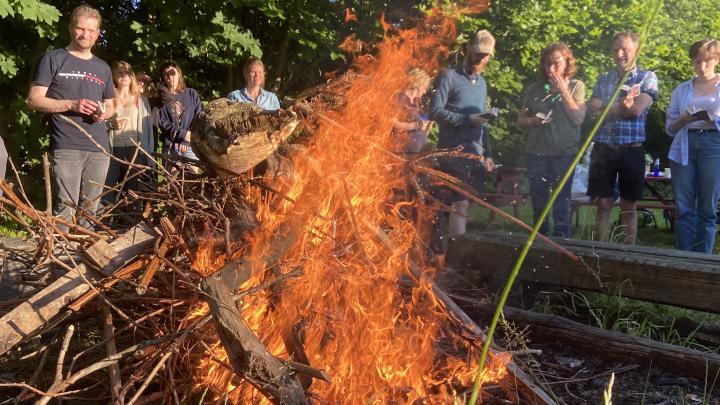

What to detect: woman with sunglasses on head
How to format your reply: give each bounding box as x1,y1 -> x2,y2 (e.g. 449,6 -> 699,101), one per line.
517,42 -> 586,238
104,60 -> 154,205
156,61 -> 201,166
666,38 -> 720,253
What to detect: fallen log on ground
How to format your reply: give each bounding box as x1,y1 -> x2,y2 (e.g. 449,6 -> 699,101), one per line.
447,232 -> 720,314
0,223 -> 157,357
465,301 -> 720,382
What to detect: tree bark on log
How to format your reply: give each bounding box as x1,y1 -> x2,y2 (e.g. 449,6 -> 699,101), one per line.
191,99 -> 299,178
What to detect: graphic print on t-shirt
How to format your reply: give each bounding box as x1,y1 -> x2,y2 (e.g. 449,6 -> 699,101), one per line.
57,71 -> 106,86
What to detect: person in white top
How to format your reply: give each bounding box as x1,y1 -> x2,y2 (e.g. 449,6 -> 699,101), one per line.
104,61 -> 154,206
666,38 -> 720,253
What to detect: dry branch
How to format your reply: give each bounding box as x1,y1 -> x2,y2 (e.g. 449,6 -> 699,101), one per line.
0,224 -> 157,356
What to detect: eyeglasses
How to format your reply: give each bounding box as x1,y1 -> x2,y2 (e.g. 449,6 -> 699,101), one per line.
163,70 -> 177,77
544,58 -> 565,67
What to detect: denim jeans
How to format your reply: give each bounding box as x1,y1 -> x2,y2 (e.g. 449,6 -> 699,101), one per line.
52,149 -> 110,232
527,154 -> 575,238
670,132 -> 720,253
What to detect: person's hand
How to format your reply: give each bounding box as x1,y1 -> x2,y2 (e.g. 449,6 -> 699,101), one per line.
484,157 -> 495,172
621,95 -> 635,110
72,99 -> 99,116
184,130 -> 192,142
420,120 -> 433,132
177,143 -> 189,154
549,71 -> 569,94
536,116 -> 552,126
469,113 -> 489,127
692,110 -> 710,121
116,117 -> 129,131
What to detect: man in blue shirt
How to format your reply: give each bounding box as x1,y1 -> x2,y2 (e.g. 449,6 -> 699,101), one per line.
430,29 -> 496,237
587,32 -> 659,244
227,58 -> 280,111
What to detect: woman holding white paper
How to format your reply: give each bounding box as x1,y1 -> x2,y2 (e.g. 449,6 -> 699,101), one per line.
517,42 -> 586,238
666,38 -> 720,253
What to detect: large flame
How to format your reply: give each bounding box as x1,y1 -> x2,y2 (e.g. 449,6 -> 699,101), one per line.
192,2 -> 508,403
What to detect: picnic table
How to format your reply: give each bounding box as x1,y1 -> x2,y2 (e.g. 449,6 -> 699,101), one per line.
571,174 -> 676,229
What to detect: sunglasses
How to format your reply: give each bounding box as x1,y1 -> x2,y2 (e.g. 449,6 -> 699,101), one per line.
163,70 -> 177,77
115,70 -> 133,77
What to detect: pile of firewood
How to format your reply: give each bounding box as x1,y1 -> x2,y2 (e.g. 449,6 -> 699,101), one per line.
0,71 -> 560,403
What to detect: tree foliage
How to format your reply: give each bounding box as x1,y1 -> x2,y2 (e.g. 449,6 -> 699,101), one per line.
1,0 -> 719,193
452,0 -> 720,164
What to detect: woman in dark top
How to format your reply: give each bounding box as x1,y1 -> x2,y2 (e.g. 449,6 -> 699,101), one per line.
517,42 -> 586,238
156,62 -> 201,165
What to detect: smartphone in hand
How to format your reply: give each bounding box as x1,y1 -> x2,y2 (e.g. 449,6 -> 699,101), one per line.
479,107 -> 500,122
692,110 -> 710,121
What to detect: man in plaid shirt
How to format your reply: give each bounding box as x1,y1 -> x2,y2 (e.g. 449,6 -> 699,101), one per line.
587,32 -> 659,244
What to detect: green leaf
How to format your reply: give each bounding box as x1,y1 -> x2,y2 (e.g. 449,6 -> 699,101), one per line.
0,52 -> 18,79
0,0 -> 13,19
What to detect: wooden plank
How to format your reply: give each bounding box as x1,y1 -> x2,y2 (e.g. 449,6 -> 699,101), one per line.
467,303 -> 720,381
84,239 -> 121,275
0,224 -> 157,356
446,232 -> 720,314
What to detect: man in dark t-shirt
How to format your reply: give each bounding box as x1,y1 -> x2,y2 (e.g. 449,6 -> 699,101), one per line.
28,5 -> 115,232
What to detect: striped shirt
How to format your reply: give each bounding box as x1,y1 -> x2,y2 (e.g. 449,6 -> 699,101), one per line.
591,66 -> 658,144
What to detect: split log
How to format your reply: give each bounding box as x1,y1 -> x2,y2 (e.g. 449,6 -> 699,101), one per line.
191,99 -> 299,178
0,224 -> 157,356
199,218 -> 310,404
469,303 -> 720,381
447,232 -> 720,314
201,273 -> 308,405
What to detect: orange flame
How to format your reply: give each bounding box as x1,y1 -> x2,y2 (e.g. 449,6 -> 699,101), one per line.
194,1 -> 504,403
344,8 -> 358,23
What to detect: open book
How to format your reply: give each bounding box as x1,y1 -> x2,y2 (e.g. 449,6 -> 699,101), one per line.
535,110 -> 553,122
621,83 -> 642,98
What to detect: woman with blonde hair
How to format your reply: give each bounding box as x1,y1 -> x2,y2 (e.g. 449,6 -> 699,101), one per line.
666,38 -> 720,253
517,42 -> 586,238
393,68 -> 433,153
104,60 -> 154,204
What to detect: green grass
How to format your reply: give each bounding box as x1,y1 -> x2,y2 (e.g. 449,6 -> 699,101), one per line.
0,212 -> 29,238
467,200 -> 679,250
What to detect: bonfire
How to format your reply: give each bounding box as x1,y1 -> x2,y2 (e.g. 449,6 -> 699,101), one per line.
0,1 -> 556,404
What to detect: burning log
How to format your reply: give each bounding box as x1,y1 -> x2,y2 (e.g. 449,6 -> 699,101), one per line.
201,273 -> 309,405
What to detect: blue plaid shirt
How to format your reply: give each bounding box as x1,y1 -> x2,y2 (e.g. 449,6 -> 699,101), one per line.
591,66 -> 658,144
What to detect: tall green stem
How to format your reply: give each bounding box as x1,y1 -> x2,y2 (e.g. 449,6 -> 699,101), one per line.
467,1 -> 664,403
